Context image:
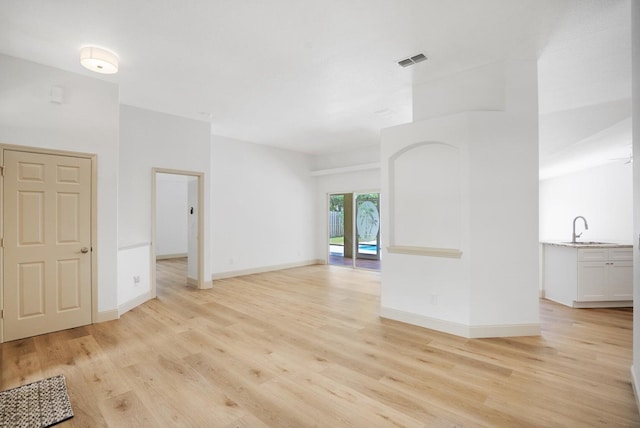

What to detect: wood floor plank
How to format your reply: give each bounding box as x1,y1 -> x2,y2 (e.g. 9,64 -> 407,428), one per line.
1,258 -> 638,427
65,335 -> 133,401
123,358 -> 244,427
99,390 -> 161,427
185,351 -> 314,427
56,364 -> 110,428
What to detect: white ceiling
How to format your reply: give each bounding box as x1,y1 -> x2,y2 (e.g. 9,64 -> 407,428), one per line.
0,0 -> 632,171
538,0 -> 631,178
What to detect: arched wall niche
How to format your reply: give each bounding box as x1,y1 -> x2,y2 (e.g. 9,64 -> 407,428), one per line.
388,141 -> 462,258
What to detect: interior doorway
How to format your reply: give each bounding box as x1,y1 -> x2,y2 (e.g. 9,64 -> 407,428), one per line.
151,168 -> 204,297
328,192 -> 381,271
1,146 -> 97,343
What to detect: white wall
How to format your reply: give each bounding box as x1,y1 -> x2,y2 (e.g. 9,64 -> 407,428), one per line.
117,244 -> 150,315
156,173 -> 189,257
0,54 -> 119,315
381,117 -> 472,326
631,0 -> 640,412
119,104 -> 212,304
381,60 -> 540,338
540,162 -> 633,243
211,135 -> 317,277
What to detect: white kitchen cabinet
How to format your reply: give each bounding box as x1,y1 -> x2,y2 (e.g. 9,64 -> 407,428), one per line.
608,260 -> 633,300
543,243 -> 633,308
576,248 -> 633,302
577,261 -> 608,301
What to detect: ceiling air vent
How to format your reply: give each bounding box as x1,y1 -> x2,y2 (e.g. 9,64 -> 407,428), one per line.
398,53 -> 427,67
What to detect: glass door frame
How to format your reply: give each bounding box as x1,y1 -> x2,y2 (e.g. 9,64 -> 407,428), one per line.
326,189 -> 381,270
355,192 -> 381,262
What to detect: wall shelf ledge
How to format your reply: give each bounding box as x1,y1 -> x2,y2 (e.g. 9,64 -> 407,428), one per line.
387,245 -> 462,258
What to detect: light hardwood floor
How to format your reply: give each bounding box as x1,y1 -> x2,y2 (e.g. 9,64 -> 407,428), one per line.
1,258 -> 639,427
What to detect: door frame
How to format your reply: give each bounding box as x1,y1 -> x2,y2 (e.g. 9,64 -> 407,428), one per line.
151,168 -> 205,298
0,144 -> 98,343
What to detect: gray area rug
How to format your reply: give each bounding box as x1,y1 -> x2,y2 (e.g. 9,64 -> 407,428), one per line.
0,375 -> 74,428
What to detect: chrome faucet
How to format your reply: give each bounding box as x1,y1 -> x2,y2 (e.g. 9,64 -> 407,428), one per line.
572,216 -> 588,243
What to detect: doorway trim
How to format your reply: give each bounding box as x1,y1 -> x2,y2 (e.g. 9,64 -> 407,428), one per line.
0,144 -> 98,343
151,168 -> 205,298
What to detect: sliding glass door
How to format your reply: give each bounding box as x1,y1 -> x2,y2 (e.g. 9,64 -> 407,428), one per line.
355,193 -> 380,269
328,192 -> 380,271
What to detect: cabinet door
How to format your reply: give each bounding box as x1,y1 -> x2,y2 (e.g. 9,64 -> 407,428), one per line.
608,260 -> 633,300
577,262 -> 607,301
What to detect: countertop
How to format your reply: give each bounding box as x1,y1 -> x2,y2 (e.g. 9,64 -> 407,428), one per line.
541,241 -> 633,248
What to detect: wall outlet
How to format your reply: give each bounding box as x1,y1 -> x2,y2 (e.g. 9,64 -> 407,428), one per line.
430,293 -> 438,305
133,275 -> 140,285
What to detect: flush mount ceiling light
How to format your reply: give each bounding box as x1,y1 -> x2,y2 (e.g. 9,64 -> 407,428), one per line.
398,53 -> 427,68
80,46 -> 119,74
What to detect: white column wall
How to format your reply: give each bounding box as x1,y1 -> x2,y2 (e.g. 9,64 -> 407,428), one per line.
381,116 -> 472,328
381,60 -> 540,338
468,60 -> 540,328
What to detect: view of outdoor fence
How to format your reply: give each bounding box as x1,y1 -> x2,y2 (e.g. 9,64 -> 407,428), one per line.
329,211 -> 344,238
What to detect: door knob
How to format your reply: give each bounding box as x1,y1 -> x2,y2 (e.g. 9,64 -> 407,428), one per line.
81,247 -> 89,254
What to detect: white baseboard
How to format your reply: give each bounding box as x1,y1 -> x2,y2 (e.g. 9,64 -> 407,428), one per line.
571,300 -> 633,308
381,306 -> 469,337
118,291 -> 153,316
185,277 -> 213,289
212,259 -> 324,280
95,309 -> 119,323
380,306 -> 541,338
544,295 -> 633,308
156,253 -> 188,260
468,323 -> 541,338
632,366 -> 640,415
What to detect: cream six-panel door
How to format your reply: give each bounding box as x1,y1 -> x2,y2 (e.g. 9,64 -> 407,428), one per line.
3,150 -> 92,341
